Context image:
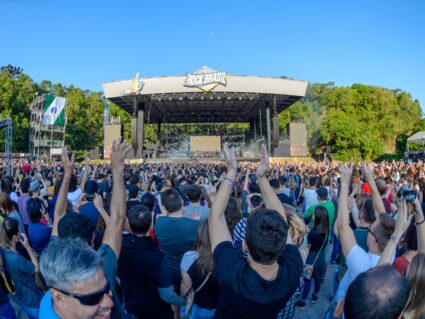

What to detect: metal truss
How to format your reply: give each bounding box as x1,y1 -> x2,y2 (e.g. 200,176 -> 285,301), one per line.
0,118 -> 12,176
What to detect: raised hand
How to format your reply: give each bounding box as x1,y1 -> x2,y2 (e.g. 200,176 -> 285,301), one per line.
223,142 -> 237,171
93,193 -> 104,210
62,147 -> 75,175
256,144 -> 269,178
110,137 -> 132,170
339,164 -> 353,183
361,162 -> 374,180
395,200 -> 413,235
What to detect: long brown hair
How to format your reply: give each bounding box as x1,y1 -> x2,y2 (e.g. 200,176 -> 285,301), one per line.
404,253 -> 425,319
0,217 -> 19,249
193,221 -> 214,276
224,197 -> 242,237
0,192 -> 13,214
313,206 -> 329,235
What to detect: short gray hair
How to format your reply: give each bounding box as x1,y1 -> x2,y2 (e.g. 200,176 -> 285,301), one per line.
40,238 -> 103,291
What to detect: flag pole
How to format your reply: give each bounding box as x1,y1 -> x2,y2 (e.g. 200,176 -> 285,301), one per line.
50,122 -> 53,162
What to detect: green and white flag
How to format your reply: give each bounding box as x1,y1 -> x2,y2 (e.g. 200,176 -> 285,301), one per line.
41,95 -> 67,126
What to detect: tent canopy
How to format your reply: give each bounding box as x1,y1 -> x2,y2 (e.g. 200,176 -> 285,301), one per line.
407,131 -> 425,143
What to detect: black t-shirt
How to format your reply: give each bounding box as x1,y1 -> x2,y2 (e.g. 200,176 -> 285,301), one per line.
212,241 -> 302,319
307,229 -> 328,252
277,193 -> 293,206
126,199 -> 141,212
117,235 -> 174,319
187,262 -> 220,309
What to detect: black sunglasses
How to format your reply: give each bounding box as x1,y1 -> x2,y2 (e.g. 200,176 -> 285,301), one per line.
53,279 -> 110,306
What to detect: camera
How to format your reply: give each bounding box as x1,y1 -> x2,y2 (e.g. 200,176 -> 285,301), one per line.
85,194 -> 95,201
403,190 -> 417,203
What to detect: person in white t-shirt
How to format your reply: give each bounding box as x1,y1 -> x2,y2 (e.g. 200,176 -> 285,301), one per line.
326,164 -> 409,319
302,176 -> 319,212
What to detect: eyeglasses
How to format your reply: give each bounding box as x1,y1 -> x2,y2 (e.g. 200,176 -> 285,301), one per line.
53,279 -> 110,306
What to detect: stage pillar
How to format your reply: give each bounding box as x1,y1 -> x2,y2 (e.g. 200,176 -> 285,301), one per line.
137,109 -> 144,157
249,118 -> 255,144
266,107 -> 271,154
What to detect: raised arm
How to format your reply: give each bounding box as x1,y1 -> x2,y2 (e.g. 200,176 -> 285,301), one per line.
102,138 -> 132,257
208,143 -> 235,252
80,157 -> 90,192
52,148 -> 75,237
378,200 -> 411,265
413,199 -> 425,253
93,193 -> 110,226
256,145 -> 287,223
336,165 -> 357,257
362,163 -> 386,218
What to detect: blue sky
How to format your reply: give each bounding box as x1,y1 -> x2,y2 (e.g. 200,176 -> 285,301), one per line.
1,0 -> 424,110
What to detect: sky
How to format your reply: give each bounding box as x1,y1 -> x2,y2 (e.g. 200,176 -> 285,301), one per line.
1,0 -> 424,110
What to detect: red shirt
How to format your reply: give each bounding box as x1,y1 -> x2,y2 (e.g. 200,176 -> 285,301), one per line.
362,182 -> 371,195
393,255 -> 410,275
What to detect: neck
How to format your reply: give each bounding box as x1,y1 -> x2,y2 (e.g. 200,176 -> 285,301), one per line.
9,241 -> 17,252
247,256 -> 279,281
190,201 -> 201,206
168,210 -> 183,217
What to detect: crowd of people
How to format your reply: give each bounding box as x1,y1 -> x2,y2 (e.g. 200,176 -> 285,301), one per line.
0,141 -> 424,319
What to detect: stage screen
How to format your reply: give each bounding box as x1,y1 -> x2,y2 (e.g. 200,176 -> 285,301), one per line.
290,123 -> 307,157
190,136 -> 221,153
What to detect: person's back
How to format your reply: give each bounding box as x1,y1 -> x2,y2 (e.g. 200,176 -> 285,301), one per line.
183,204 -> 210,222
119,233 -> 174,318
303,188 -> 318,211
78,201 -> 99,226
155,215 -> 199,285
119,204 -> 185,318
28,222 -> 51,255
183,184 -> 210,222
213,212 -> 302,319
17,185 -> 30,225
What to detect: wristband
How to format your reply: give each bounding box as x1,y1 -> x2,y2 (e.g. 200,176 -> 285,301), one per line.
390,234 -> 400,245
223,177 -> 235,185
415,218 -> 425,226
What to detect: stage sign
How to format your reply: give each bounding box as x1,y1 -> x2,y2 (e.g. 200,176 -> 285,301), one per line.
184,66 -> 227,93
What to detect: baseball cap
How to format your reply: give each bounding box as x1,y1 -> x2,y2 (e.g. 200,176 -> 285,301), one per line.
29,180 -> 40,193
23,164 -> 32,174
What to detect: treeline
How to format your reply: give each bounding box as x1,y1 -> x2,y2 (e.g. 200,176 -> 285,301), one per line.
278,82 -> 423,161
0,65 -> 423,160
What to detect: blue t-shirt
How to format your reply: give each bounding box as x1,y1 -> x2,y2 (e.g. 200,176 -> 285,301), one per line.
78,202 -> 99,226
3,250 -> 43,308
28,222 -> 52,255
39,291 -> 60,319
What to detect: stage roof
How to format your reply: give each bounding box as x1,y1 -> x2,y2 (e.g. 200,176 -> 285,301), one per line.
102,69 -> 308,123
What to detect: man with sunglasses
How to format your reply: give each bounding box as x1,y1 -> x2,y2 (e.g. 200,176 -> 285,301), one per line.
39,139 -> 132,319
40,238 -> 114,319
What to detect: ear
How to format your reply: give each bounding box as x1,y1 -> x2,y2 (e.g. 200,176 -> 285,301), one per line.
51,289 -> 67,308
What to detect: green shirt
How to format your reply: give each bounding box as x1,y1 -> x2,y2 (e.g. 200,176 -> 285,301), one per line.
304,201 -> 336,238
